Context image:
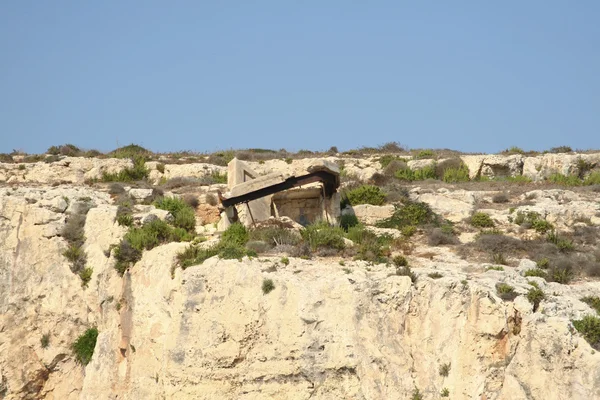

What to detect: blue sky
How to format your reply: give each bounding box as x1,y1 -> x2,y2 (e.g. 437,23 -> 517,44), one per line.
1,2 -> 598,154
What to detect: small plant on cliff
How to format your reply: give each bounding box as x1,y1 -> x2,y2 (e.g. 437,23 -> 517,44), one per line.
411,387 -> 423,400
377,200 -> 438,230
396,265 -> 417,283
470,212 -> 495,228
262,279 -> 275,294
527,282 -> 545,312
342,185 -> 386,206
581,296 -> 600,315
41,333 -> 50,349
428,272 -> 443,279
102,155 -> 149,182
439,362 -> 451,377
496,283 -> 517,301
441,387 -> 450,397
154,196 -> 197,232
301,222 -> 345,251
572,315 -> 600,350
443,164 -> 470,183
79,267 -> 93,288
72,327 -> 99,366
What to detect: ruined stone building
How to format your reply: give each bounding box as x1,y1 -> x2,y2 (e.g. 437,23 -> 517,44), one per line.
218,158 -> 341,228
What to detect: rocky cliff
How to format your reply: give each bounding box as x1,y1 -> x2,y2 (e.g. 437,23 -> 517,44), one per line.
1,152 -> 600,399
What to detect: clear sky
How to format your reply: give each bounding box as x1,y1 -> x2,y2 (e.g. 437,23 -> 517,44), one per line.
1,1 -> 599,154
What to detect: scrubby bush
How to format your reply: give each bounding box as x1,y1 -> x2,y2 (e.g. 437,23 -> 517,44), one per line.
496,283 -> 517,301
339,214 -> 359,231
470,212 -> 495,228
583,171 -> 600,186
117,213 -> 134,227
413,149 -> 435,159
524,268 -> 547,278
301,222 -> 345,251
396,265 -> 417,283
547,173 -> 582,186
513,211 -> 554,234
262,279 -> 275,294
527,283 -> 545,312
428,272 -> 443,279
439,362 -> 451,377
572,315 -> 600,350
221,222 -> 249,246
343,185 -> 386,206
102,155 -> 149,182
547,231 -> 574,252
72,327 -> 99,365
182,194 -> 199,209
346,225 -> 390,263
393,255 -> 408,267
249,226 -> 301,247
79,267 -> 93,288
547,263 -> 574,284
549,146 -> 572,153
581,296 -> 600,315
154,196 -> 197,232
428,228 -> 459,246
492,193 -> 509,203
394,165 -> 437,182
41,333 -> 50,349
443,164 -> 470,183
377,200 -> 438,230
109,144 -> 151,159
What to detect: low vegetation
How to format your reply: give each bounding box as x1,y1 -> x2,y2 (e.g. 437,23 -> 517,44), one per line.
72,327 -> 99,365
101,155 -> 149,182
581,296 -> 600,315
496,283 -> 517,301
262,279 -> 275,294
572,315 -> 600,350
527,282 -> 545,312
342,185 -> 386,207
470,212 -> 495,228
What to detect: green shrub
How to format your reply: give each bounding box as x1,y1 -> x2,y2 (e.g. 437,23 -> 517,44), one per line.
439,362 -> 451,377
524,268 -> 547,278
548,173 -> 582,186
281,257 -> 289,265
221,223 -> 249,246
514,211 -> 554,234
172,206 -> 196,231
549,146 -> 572,153
102,155 -> 149,182
79,267 -> 93,288
109,144 -> 151,159
572,315 -> 600,350
441,388 -> 450,397
394,165 -> 437,182
348,226 -> 388,263
176,245 -> 218,269
413,149 -> 435,159
344,185 -> 386,206
537,257 -> 550,268
583,171 -> 600,186
428,272 -> 443,279
411,387 -> 423,400
547,231 -> 574,252
470,212 -> 495,228
339,214 -> 359,232
41,333 -> 50,349
502,146 -> 525,154
527,286 -> 545,312
117,213 -> 134,227
211,171 -> 228,184
154,196 -> 197,232
115,220 -> 193,275
249,226 -> 301,247
547,264 -> 574,284
262,279 -> 275,294
443,164 -> 470,183
396,265 -> 417,283
486,265 -> 504,271
392,255 -> 408,267
496,283 -> 517,300
301,223 -> 345,251
378,155 -> 407,169
491,253 -> 508,265
582,296 -> 600,315
72,327 -> 99,365
401,225 -> 417,237
377,201 -> 437,229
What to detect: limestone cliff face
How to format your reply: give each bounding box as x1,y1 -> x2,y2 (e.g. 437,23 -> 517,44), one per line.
1,187 -> 600,400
